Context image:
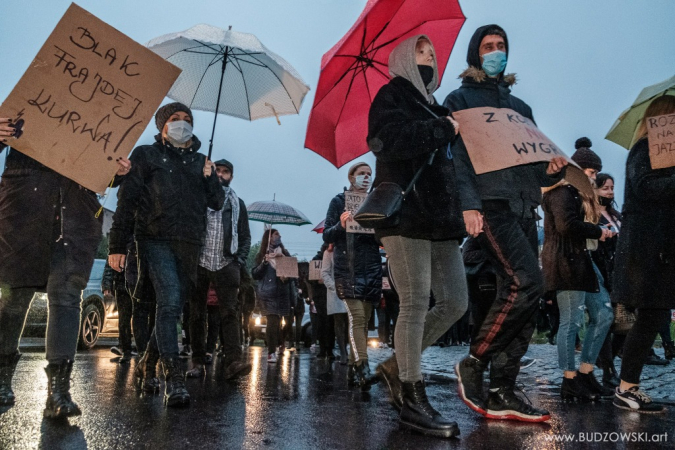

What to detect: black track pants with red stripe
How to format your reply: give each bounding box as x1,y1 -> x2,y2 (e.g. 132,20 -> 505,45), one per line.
470,202 -> 543,381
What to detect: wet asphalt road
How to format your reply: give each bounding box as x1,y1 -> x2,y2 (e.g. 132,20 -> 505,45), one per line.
1,343 -> 674,450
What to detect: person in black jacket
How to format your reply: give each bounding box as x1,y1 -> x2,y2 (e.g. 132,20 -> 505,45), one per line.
443,25 -> 566,423
541,141 -> 615,402
186,158 -> 251,381
323,162 -> 382,391
0,117 -> 130,418
612,95 -> 675,414
108,102 -> 224,408
365,35 -> 466,438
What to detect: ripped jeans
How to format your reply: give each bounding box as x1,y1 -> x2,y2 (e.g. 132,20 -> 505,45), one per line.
556,263 -> 614,371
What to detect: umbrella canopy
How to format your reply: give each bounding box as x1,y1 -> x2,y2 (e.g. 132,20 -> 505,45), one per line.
304,0 -> 465,168
147,24 -> 310,158
311,219 -> 326,234
606,74 -> 675,149
247,200 -> 311,226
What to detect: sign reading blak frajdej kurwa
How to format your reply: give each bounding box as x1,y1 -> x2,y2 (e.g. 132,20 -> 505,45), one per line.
647,113 -> 675,169
0,3 -> 181,193
309,259 -> 322,281
275,256 -> 299,279
344,190 -> 375,234
453,107 -> 593,196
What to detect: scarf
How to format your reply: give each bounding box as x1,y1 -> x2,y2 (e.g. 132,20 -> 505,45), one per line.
223,186 -> 240,255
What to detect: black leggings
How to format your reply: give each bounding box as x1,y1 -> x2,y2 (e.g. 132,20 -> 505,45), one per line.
620,308 -> 671,384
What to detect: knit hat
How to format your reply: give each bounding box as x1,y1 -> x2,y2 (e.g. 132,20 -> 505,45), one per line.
214,158 -> 234,175
155,102 -> 194,131
571,137 -> 602,171
348,161 -> 371,177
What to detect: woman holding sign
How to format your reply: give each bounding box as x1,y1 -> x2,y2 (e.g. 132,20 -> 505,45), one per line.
612,95 -> 675,414
365,36 -> 466,438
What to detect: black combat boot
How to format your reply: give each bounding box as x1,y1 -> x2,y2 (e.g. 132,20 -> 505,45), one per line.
355,361 -> 378,392
577,371 -> 614,399
376,356 -> 402,411
43,361 -> 82,419
560,376 -> 599,402
135,348 -> 160,393
399,380 -> 460,438
161,357 -> 190,407
0,352 -> 21,406
455,356 -> 488,415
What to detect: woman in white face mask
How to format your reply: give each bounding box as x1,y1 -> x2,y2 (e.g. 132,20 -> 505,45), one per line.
108,102 -> 224,408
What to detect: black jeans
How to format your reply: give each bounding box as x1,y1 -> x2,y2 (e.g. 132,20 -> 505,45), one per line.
620,308 -> 671,384
115,287 -> 133,353
133,297 -> 155,357
0,240 -> 88,364
472,202 -> 543,388
266,315 -> 281,355
317,312 -> 335,355
189,263 -> 241,365
206,304 -> 221,354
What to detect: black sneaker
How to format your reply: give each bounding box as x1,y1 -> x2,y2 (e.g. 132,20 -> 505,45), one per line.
485,387 -> 550,422
455,356 -> 487,415
519,357 -> 536,369
614,387 -> 666,414
560,376 -> 599,402
577,372 -> 614,399
110,346 -> 123,356
644,351 -> 669,366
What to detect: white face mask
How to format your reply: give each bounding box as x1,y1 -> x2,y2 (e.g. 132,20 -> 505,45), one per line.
166,120 -> 193,144
353,174 -> 371,190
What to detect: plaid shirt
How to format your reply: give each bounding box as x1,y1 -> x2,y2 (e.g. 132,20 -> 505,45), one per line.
199,199 -> 233,271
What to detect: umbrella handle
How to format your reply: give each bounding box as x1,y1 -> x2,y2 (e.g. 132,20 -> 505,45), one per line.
208,48 -> 230,160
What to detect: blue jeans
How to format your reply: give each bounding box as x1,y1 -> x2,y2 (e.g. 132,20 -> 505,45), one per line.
138,240 -> 200,359
556,263 -> 614,371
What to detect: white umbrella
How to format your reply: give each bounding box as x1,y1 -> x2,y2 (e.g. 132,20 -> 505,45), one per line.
147,24 -> 310,158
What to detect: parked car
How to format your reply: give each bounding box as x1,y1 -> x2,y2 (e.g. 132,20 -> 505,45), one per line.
24,258 -> 119,349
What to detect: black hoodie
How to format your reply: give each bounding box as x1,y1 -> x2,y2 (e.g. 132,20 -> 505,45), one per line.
443,25 -> 561,218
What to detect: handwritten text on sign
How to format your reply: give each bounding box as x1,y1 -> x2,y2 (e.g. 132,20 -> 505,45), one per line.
344,190 -> 375,234
0,3 -> 180,192
453,107 -> 592,196
309,260 -> 322,281
647,113 -> 675,170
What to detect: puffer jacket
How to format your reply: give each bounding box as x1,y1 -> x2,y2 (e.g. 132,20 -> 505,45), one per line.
109,135 -> 224,254
442,25 -> 561,218
251,260 -> 293,317
323,193 -> 382,303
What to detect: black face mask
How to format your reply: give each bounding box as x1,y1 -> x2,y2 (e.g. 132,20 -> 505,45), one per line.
417,65 -> 434,88
598,196 -> 613,207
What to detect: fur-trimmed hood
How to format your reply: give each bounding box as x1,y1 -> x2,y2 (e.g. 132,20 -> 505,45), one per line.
459,66 -> 517,86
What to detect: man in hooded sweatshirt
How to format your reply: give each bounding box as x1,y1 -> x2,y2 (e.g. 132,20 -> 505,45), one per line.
443,25 -> 567,422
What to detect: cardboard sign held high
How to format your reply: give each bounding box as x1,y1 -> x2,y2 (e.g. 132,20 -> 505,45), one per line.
0,3 -> 181,193
453,107 -> 592,196
647,113 -> 675,169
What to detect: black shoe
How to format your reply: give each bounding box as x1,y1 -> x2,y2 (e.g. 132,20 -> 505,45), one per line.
614,386 -> 665,414
161,357 -> 190,408
135,349 -> 160,393
485,387 -> 550,422
519,357 -> 536,369
43,361 -> 82,419
347,364 -> 357,388
204,354 -> 214,365
602,368 -> 621,389
560,376 -> 599,402
577,372 -> 614,398
223,360 -> 252,380
179,345 -> 192,358
119,352 -> 133,364
399,380 -> 460,438
355,362 -> 375,392
376,356 -> 402,411
663,342 -> 675,361
0,352 -> 21,406
186,364 -> 206,378
110,346 -> 123,356
644,350 -> 669,366
455,356 -> 487,415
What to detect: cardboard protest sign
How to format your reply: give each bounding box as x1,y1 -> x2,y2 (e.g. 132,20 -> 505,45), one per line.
0,3 -> 181,193
276,257 -> 299,278
646,113 -> 675,169
309,259 -> 323,281
453,107 -> 592,196
344,190 -> 375,234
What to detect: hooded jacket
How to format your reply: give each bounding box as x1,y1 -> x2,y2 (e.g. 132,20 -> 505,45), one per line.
109,135 -> 224,254
367,34 -> 465,241
443,25 -> 561,218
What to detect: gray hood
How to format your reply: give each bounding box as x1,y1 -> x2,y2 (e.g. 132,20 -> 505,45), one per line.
388,34 -> 439,103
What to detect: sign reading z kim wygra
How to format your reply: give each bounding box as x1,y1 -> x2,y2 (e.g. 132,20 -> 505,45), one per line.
0,3 -> 181,193
453,107 -> 592,195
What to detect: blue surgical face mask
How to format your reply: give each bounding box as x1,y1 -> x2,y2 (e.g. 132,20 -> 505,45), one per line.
481,50 -> 507,77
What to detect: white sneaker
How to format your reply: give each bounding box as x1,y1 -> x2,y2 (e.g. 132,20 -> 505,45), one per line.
268,353 -> 277,363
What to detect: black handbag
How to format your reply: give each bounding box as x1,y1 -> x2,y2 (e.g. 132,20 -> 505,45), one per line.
354,149 -> 437,229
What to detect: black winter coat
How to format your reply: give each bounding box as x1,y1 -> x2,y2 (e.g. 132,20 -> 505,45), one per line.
251,260 -> 293,317
109,135 -> 224,255
323,193 -> 382,303
367,77 -> 465,241
591,209 -> 622,293
541,185 -> 603,292
0,148 -> 102,289
612,138 -> 675,309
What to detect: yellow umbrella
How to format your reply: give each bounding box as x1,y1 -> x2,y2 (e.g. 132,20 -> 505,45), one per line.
605,74 -> 675,149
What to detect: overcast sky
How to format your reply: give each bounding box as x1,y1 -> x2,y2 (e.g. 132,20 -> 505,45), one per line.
1,1 -> 673,260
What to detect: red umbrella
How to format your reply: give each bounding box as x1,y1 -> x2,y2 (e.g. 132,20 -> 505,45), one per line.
311,219 -> 326,234
304,0 -> 465,168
